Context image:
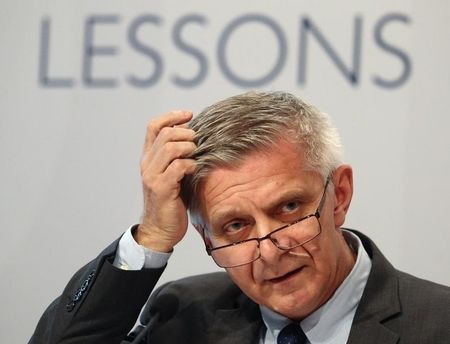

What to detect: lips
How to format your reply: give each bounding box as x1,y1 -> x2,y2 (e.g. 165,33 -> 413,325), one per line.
270,267 -> 304,284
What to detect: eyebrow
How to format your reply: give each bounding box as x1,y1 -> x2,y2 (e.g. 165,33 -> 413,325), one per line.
208,187 -> 315,228
268,188 -> 314,210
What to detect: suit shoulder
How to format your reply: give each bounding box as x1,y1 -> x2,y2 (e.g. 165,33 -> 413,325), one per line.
397,270 -> 450,313
158,272 -> 237,297
397,270 -> 450,297
167,271 -> 232,287
153,272 -> 244,309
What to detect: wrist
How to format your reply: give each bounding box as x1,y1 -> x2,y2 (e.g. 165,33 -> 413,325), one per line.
134,224 -> 175,253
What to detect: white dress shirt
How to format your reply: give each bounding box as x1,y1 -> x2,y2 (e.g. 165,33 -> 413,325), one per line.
113,226 -> 171,270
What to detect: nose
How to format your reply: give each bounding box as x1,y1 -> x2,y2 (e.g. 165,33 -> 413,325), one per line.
253,217 -> 286,264
258,235 -> 283,264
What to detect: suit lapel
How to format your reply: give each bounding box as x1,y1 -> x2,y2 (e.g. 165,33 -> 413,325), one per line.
347,231 -> 401,344
348,320 -> 398,344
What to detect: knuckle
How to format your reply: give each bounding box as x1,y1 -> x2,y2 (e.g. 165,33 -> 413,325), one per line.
183,128 -> 195,137
141,170 -> 154,184
188,142 -> 197,151
146,120 -> 159,134
171,158 -> 184,170
162,142 -> 180,157
175,159 -> 195,174
159,126 -> 172,139
144,176 -> 162,193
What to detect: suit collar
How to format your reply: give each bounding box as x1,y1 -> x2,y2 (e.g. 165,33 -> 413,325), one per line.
347,230 -> 401,344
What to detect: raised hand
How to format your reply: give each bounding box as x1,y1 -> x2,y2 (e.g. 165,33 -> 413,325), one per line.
135,111 -> 197,252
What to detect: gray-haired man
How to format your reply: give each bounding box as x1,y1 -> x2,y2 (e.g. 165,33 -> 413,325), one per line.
31,92 -> 450,344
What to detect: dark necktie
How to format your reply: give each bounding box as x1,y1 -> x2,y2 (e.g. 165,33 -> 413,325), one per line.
277,323 -> 308,344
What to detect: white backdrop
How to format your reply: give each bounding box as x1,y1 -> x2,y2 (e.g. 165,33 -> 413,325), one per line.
1,1 -> 450,343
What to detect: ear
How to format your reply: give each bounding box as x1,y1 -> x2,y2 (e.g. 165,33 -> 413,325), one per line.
331,164 -> 353,229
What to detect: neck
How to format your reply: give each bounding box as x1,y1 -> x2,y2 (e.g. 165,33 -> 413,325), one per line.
322,232 -> 358,313
336,231 -> 358,289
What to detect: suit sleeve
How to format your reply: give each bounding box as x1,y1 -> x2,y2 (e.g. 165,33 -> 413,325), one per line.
29,239 -> 165,344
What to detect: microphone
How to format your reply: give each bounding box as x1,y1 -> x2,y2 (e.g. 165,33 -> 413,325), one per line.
123,293 -> 179,344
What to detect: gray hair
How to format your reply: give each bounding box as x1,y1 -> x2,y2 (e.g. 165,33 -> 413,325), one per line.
182,91 -> 343,216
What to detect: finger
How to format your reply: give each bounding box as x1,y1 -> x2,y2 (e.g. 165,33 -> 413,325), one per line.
144,111 -> 193,148
143,127 -> 195,165
142,158 -> 196,199
152,141 -> 197,173
163,158 -> 197,183
141,128 -> 196,174
144,141 -> 197,174
142,127 -> 196,166
153,127 -> 196,147
173,123 -> 190,129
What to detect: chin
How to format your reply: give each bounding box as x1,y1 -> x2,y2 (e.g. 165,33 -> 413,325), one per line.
267,288 -> 321,320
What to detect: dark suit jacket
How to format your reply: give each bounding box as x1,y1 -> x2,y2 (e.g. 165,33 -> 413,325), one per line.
29,230 -> 450,343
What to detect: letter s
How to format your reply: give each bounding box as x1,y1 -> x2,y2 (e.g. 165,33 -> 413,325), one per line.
172,14 -> 208,88
127,15 -> 163,88
373,13 -> 412,89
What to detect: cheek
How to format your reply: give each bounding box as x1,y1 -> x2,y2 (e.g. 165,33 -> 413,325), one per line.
225,265 -> 255,290
303,233 -> 339,275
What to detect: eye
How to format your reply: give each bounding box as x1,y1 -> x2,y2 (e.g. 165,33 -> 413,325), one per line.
223,221 -> 247,234
280,200 -> 301,214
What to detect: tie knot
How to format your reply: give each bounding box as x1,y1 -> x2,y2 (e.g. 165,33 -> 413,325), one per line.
277,323 -> 308,344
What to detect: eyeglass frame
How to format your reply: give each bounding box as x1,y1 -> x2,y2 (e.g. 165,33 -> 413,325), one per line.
199,176 -> 331,268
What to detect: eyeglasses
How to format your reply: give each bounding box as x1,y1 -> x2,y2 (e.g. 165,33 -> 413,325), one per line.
201,177 -> 330,268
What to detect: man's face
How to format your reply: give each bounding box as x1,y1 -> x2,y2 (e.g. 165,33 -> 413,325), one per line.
198,139 -> 354,319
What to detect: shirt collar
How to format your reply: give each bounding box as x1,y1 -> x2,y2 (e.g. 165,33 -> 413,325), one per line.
260,230 -> 372,343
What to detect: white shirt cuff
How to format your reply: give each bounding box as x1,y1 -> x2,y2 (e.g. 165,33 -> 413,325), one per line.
113,226 -> 172,270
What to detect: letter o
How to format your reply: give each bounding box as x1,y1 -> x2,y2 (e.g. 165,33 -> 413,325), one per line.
218,14 -> 287,87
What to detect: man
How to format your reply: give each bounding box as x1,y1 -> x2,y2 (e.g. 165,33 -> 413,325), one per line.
30,91 -> 450,343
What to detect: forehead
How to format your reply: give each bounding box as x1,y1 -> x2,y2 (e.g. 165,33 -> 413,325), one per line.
196,140 -> 322,223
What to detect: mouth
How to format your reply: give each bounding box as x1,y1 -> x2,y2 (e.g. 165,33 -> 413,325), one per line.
269,267 -> 305,284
